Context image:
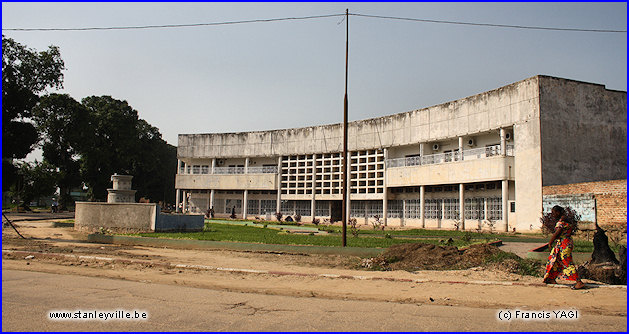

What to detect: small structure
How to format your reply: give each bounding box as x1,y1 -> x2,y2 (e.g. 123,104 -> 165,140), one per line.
107,174 -> 136,203
75,174 -> 204,233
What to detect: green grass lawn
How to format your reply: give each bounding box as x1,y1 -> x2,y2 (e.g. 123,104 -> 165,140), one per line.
137,222 -> 498,249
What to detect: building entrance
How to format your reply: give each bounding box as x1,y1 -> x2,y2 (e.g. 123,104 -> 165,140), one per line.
330,201 -> 343,223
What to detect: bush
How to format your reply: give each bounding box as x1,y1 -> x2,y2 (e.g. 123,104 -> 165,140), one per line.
540,206 -> 581,235
312,218 -> 320,226
294,213 -> 302,222
275,212 -> 283,222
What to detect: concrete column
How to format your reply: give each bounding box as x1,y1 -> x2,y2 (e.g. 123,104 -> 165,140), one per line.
175,189 -> 181,213
401,199 -> 406,227
459,183 -> 465,230
458,137 -> 464,161
211,158 -> 216,174
210,189 -> 215,211
276,157 -> 282,214
345,151 -> 351,222
243,190 -> 248,219
419,143 -> 425,165
500,128 -> 506,156
502,180 -> 509,232
182,190 -> 188,213
440,200 -> 445,229
244,157 -> 250,174
383,148 -> 388,226
311,154 -> 316,220
484,198 -> 488,221
420,186 -> 425,228
177,159 -> 182,174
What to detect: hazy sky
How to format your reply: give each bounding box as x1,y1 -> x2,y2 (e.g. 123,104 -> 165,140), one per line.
3,2 -> 626,155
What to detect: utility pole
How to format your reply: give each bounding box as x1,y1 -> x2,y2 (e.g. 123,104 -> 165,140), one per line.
342,8 -> 349,247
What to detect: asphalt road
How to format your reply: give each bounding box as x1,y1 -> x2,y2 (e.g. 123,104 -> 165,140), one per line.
3,269 -> 625,332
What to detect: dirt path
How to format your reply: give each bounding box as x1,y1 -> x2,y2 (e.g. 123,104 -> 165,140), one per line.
2,220 -> 626,331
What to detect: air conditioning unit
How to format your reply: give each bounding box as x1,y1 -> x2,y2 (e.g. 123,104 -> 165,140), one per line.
217,159 -> 225,166
432,143 -> 440,151
467,138 -> 475,147
505,132 -> 513,141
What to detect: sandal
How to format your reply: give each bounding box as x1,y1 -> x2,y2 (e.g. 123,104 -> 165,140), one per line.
571,282 -> 586,290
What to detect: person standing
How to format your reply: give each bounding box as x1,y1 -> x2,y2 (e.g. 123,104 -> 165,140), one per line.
543,205 -> 586,289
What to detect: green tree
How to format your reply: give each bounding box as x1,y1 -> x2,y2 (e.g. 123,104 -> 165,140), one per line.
9,161 -> 59,210
2,36 -> 65,191
79,96 -> 176,203
32,94 -> 89,209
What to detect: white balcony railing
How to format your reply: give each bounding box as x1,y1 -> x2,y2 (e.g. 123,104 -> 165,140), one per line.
180,165 -> 278,175
386,144 -> 514,168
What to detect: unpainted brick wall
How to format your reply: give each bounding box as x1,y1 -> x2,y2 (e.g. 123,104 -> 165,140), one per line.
542,179 -> 626,228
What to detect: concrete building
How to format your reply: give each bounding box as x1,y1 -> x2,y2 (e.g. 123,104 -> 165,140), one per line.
175,75 -> 626,232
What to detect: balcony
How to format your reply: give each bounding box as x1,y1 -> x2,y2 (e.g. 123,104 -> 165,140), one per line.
175,173 -> 277,190
386,145 -> 514,168
386,146 -> 515,187
181,165 -> 278,175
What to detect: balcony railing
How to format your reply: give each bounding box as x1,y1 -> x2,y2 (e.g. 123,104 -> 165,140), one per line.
180,165 -> 278,175
386,144 -> 514,168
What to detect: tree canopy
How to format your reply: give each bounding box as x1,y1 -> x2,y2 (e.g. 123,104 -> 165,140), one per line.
2,35 -> 65,191
4,37 -> 177,207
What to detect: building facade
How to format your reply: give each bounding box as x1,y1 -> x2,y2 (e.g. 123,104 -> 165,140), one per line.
175,75 -> 626,232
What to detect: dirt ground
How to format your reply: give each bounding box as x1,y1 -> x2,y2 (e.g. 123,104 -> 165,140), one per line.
2,219 -> 627,329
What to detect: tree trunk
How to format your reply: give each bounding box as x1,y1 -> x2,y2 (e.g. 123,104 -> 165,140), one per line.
591,223 -> 619,265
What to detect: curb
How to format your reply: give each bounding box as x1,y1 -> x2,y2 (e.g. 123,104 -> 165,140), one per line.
4,249 -> 625,289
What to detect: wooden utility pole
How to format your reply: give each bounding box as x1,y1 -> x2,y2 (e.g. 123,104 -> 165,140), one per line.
342,8 -> 349,247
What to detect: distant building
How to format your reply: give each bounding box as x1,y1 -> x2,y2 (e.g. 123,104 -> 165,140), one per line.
175,75 -> 626,232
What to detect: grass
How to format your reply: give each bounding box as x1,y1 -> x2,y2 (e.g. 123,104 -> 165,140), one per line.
484,251 -> 544,277
136,222 -> 498,249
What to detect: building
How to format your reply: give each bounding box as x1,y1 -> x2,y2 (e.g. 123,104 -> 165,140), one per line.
175,75 -> 626,232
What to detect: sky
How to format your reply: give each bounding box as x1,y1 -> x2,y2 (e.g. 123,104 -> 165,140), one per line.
2,2 -> 626,160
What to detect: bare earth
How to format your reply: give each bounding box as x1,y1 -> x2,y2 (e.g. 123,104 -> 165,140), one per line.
2,219 -> 626,331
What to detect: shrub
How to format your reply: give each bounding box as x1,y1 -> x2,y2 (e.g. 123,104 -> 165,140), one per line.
294,213 -> 302,222
349,218 -> 360,237
312,218 -> 320,226
540,206 -> 581,235
275,212 -> 283,222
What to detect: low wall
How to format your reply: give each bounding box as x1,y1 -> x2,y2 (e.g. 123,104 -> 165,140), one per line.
76,202 -> 204,233
542,179 -> 626,227
156,213 -> 204,232
75,202 -> 157,233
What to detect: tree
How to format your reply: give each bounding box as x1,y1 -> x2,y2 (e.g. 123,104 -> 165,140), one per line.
2,36 -> 65,191
32,94 -> 89,209
79,96 -> 176,203
9,161 -> 59,210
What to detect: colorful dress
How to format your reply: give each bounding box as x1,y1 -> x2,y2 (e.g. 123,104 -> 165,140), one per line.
543,219 -> 579,281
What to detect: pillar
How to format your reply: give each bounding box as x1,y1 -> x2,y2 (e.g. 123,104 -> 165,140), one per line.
245,157 -> 250,174
175,189 -> 181,213
211,158 -> 216,174
311,154 -> 316,220
459,183 -> 465,230
502,180 -> 509,232
440,200 -> 445,229
243,190 -> 248,219
383,148 -> 388,226
458,137 -> 464,161
500,128 -> 506,156
401,199 -> 406,227
420,186 -> 425,228
276,157 -> 282,215
182,190 -> 188,213
210,189 -> 215,211
419,143 -> 425,165
483,197 -> 488,225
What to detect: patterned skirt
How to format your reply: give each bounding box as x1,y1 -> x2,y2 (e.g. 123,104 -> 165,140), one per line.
543,238 -> 579,281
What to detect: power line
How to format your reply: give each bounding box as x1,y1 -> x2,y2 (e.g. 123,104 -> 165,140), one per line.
4,11 -> 625,34
3,13 -> 345,32
350,13 -> 626,33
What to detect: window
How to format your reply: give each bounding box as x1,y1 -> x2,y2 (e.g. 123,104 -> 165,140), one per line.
351,201 -> 365,218
443,198 -> 460,219
510,202 -> 516,213
315,201 -> 329,216
247,199 -> 260,215
260,200 -> 277,215
465,198 -> 484,220
192,165 -> 201,174
425,199 -> 442,219
201,165 -> 210,174
224,199 -> 242,214
404,199 -> 420,219
488,197 -> 502,220
387,200 -> 403,218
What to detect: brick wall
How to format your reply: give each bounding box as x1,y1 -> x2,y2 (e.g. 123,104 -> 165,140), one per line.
542,179 -> 626,227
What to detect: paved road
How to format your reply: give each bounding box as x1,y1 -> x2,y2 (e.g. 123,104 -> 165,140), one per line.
3,270 -> 625,332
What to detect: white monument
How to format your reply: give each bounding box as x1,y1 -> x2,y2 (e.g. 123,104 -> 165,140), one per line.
107,174 -> 137,203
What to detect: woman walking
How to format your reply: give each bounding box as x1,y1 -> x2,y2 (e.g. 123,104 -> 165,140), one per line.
543,205 -> 586,289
